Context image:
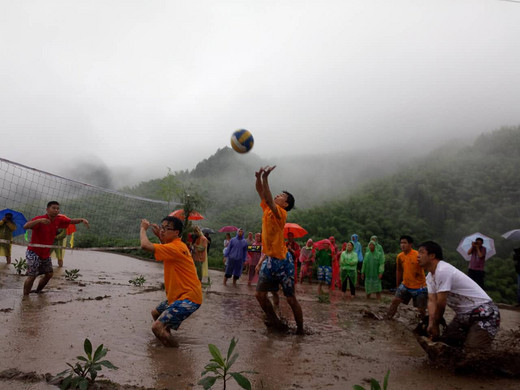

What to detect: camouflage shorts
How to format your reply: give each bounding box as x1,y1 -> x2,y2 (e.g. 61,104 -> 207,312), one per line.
155,299 -> 200,330
26,250 -> 53,276
256,256 -> 295,297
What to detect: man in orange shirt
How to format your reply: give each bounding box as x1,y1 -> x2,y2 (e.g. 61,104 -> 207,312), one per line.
140,216 -> 202,347
254,166 -> 303,335
386,235 -> 427,319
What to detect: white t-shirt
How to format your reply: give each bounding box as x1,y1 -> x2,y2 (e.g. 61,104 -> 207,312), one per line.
426,260 -> 491,315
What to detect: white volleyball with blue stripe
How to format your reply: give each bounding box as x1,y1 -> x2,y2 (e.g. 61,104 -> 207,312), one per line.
230,129 -> 254,153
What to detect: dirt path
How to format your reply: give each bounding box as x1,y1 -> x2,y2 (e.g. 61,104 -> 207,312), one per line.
1,245 -> 519,389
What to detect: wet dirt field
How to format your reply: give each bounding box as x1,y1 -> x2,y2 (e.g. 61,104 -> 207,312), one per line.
1,245 -> 519,390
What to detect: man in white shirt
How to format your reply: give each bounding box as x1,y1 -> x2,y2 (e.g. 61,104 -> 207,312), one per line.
417,241 -> 500,350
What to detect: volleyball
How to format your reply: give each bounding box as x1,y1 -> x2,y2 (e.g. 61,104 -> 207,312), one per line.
230,129 -> 254,153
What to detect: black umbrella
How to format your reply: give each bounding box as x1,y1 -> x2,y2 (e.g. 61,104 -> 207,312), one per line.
202,228 -> 215,234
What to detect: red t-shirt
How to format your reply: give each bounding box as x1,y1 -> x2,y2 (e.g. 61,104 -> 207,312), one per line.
28,214 -> 71,258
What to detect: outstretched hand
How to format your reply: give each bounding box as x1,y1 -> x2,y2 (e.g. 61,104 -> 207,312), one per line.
261,165 -> 276,178
255,167 -> 264,179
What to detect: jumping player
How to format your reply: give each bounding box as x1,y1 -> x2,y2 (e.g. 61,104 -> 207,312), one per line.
254,166 -> 303,334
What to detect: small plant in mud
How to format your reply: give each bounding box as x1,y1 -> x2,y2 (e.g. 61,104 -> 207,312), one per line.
353,369 -> 390,390
317,293 -> 330,303
65,269 -> 81,281
129,275 -> 146,286
56,338 -> 118,390
199,337 -> 256,390
13,257 -> 27,275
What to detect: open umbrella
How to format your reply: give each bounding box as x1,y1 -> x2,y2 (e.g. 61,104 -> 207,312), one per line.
219,225 -> 238,233
169,209 -> 204,221
201,228 -> 215,234
456,232 -> 496,261
0,208 -> 27,237
502,229 -> 520,241
283,223 -> 308,239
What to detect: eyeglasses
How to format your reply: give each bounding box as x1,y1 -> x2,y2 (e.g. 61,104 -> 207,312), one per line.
159,226 -> 175,231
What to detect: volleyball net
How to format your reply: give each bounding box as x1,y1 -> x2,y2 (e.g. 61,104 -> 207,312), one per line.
0,157 -> 178,251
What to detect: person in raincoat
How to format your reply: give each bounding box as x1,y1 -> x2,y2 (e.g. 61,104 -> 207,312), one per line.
246,232 -> 262,286
0,213 -> 16,264
330,236 -> 342,291
286,232 -> 301,283
222,233 -> 231,265
368,235 -> 385,258
361,240 -> 385,300
50,228 -> 67,267
351,233 -> 364,286
192,226 -> 209,282
299,239 -> 315,284
340,241 -> 359,299
315,239 -> 334,295
223,228 -> 248,286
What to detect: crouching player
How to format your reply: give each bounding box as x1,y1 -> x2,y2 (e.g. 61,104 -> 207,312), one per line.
140,216 -> 202,347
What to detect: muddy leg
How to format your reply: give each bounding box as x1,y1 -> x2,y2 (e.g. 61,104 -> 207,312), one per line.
58,259 -> 63,267
35,272 -> 53,293
386,296 -> 402,319
151,309 -> 160,321
256,291 -> 284,328
271,292 -> 280,314
23,276 -> 37,296
6,256 -> 11,264
151,320 -> 178,347
376,292 -> 381,301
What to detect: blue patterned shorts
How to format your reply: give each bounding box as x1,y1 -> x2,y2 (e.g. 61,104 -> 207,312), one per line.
155,299 -> 201,330
26,250 -> 53,276
317,265 -> 332,285
395,284 -> 428,308
256,256 -> 295,297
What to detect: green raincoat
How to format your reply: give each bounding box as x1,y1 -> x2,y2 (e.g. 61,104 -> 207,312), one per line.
50,228 -> 67,261
340,243 -> 358,286
362,241 -> 385,294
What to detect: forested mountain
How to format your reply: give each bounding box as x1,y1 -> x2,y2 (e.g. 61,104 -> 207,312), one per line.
290,126 -> 520,303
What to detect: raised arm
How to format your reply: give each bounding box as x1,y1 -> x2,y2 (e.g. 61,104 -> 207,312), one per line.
140,219 -> 155,253
255,167 -> 265,200
261,166 -> 281,219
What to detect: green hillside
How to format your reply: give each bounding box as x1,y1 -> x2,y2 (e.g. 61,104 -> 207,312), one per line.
291,126 -> 520,303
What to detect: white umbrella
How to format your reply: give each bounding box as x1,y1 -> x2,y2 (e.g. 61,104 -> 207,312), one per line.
456,232 -> 496,261
502,229 -> 520,241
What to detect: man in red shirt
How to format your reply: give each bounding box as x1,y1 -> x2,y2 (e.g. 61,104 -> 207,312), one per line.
23,201 -> 89,296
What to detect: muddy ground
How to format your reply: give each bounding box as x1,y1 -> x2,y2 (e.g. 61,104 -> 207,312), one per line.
1,245 -> 519,390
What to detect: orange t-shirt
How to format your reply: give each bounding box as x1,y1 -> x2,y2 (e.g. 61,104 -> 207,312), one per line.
396,249 -> 426,289
154,238 -> 203,305
260,200 -> 287,260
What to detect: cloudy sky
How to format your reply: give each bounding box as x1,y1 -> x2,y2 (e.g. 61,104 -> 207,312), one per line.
1,0 -> 520,186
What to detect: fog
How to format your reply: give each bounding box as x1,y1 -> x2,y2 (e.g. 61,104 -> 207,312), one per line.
1,1 -> 520,188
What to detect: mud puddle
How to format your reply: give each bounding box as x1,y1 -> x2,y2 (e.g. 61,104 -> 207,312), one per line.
1,245 -> 520,389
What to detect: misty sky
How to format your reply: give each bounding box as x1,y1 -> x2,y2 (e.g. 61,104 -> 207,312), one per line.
2,1 -> 520,186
